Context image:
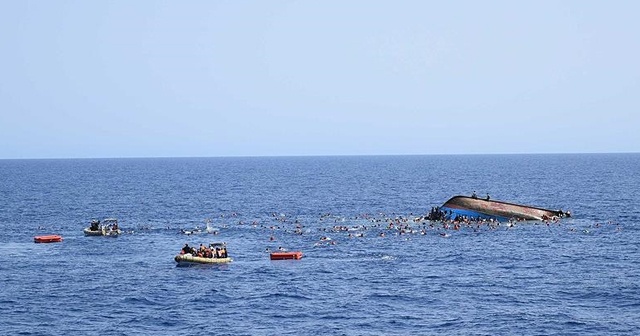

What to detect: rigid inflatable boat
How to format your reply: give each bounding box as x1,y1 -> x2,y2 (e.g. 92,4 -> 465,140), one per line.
175,242 -> 232,266
84,218 -> 121,236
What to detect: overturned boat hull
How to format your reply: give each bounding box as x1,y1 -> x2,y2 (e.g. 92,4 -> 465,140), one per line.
439,196 -> 566,221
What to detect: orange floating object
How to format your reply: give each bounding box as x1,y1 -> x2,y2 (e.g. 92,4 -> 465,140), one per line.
34,235 -> 63,243
270,251 -> 303,260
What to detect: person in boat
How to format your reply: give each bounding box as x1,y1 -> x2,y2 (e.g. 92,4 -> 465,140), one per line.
90,220 -> 100,231
182,243 -> 192,254
486,193 -> 490,200
214,247 -> 227,258
112,222 -> 119,231
471,191 -> 478,199
197,244 -> 206,257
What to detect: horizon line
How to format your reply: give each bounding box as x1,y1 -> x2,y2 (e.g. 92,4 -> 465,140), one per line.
1,151 -> 638,161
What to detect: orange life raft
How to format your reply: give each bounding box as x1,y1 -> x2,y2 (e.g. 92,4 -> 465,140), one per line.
34,235 -> 63,243
270,251 -> 303,260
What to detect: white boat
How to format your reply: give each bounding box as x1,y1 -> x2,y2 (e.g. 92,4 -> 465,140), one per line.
83,218 -> 121,236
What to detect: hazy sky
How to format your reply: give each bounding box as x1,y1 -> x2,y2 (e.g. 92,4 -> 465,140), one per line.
1,1 -> 638,159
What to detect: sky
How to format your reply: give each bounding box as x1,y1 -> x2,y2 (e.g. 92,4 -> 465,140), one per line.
1,1 -> 639,159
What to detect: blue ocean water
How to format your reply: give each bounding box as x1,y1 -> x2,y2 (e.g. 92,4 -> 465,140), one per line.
0,154 -> 639,335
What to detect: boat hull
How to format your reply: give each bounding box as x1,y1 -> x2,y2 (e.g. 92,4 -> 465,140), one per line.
174,254 -> 232,265
83,227 -> 121,236
439,196 -> 565,221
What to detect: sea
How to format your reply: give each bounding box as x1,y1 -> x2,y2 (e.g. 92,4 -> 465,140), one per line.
0,154 -> 638,335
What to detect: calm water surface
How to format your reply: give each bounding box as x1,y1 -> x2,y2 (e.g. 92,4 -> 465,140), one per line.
0,154 -> 639,335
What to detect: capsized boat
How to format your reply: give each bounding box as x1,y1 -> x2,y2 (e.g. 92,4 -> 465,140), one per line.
435,195 -> 570,221
174,242 -> 232,266
83,218 -> 121,236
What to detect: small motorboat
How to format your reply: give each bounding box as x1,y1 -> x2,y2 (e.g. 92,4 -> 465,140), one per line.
34,235 -> 63,243
84,218 -> 121,236
175,242 -> 232,266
